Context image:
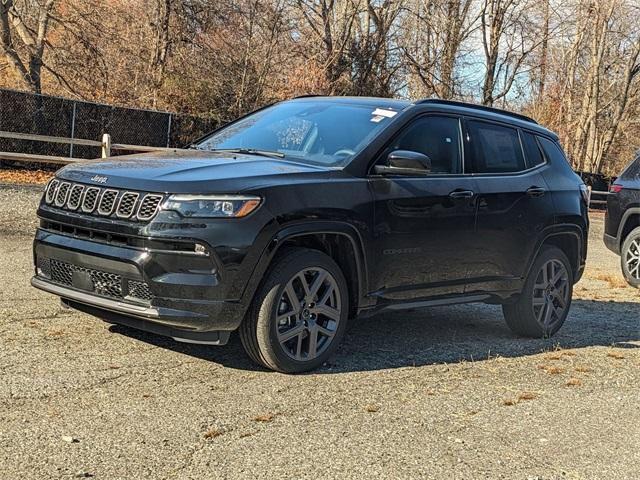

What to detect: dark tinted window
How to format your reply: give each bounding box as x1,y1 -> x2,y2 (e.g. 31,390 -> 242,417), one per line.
385,116 -> 461,173
522,132 -> 545,167
467,120 -> 525,173
538,137 -> 570,167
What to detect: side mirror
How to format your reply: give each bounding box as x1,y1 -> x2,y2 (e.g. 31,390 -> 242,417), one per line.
374,150 -> 432,176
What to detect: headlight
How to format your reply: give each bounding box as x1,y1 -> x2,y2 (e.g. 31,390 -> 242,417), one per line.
161,194 -> 261,218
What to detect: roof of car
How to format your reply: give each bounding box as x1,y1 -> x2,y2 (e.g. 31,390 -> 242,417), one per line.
288,95 -> 558,139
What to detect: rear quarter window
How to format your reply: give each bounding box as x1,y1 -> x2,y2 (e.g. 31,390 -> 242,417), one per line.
522,132 -> 545,167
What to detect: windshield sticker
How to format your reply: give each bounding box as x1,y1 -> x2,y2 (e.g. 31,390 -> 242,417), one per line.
370,115 -> 385,123
372,108 -> 398,118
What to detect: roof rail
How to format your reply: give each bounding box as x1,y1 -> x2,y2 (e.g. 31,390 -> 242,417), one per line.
416,98 -> 538,124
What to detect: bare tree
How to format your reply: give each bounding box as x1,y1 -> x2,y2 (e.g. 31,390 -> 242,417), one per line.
0,0 -> 55,93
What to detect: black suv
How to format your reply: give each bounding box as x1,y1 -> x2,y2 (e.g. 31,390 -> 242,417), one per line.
604,155 -> 640,286
32,97 -> 589,372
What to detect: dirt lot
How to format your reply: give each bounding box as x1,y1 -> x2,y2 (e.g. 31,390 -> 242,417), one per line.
1,185 -> 638,479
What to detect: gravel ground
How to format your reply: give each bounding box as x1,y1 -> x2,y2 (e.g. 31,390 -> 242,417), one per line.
1,185 -> 638,479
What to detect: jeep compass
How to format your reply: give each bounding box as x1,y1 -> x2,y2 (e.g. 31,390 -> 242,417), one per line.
32,97 -> 589,372
604,153 -> 640,287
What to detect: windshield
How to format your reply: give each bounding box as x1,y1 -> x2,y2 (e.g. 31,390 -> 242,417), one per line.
195,101 -> 401,167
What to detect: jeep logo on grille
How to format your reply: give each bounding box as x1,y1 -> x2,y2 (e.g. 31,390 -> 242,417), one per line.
91,175 -> 108,184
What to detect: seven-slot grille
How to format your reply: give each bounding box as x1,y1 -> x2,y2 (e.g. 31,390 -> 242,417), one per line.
44,180 -> 164,221
36,256 -> 154,303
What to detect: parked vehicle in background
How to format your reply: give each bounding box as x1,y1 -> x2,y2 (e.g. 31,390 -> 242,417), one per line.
604,154 -> 640,287
31,96 -> 589,372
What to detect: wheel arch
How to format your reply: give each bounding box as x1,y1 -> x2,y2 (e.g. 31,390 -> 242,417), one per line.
526,226 -> 585,284
242,221 -> 368,318
617,208 -> 640,249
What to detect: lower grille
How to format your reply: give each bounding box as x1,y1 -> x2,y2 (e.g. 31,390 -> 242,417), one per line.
37,257 -> 153,303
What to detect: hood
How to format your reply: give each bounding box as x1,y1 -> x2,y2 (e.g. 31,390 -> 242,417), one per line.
57,149 -> 339,193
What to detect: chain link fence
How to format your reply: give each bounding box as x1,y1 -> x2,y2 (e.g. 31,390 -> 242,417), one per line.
0,88 -> 218,164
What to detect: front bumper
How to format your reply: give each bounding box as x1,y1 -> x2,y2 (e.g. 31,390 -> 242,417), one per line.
32,228 -> 247,341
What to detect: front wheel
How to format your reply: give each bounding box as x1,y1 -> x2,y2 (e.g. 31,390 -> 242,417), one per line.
621,226 -> 640,288
239,248 -> 349,373
503,246 -> 573,338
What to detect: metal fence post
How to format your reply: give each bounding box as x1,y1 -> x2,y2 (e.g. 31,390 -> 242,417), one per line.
166,113 -> 173,148
101,133 -> 111,158
69,101 -> 77,158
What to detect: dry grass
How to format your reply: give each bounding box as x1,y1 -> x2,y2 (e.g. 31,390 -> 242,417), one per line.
566,378 -> 583,387
538,365 -> 564,375
253,413 -> 277,423
364,404 -> 380,413
204,427 -> 224,439
607,350 -> 625,360
591,273 -> 629,289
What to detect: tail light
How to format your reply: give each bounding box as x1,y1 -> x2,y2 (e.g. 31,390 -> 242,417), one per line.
609,184 -> 623,193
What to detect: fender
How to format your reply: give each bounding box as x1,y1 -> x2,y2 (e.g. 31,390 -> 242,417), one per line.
615,207 -> 640,249
239,220 -> 369,311
524,224 -> 586,283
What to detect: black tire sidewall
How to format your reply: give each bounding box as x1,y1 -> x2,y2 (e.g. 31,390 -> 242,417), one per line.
505,246 -> 574,338
620,227 -> 640,288
255,249 -> 349,373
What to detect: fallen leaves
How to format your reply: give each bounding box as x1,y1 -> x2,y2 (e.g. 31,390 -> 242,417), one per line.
538,365 -> 564,375
203,427 -> 224,439
253,413 -> 277,423
0,168 -> 53,184
566,378 -> 582,387
607,350 -> 625,360
502,391 -> 538,406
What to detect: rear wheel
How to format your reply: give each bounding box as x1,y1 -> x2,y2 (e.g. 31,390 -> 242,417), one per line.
503,246 -> 573,338
621,226 -> 640,288
239,248 -> 348,373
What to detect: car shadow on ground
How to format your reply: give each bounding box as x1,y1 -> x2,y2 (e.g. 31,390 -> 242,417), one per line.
108,299 -> 640,373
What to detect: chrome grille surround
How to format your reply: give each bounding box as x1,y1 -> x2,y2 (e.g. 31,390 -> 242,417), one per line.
67,184 -> 85,210
116,192 -> 139,219
137,194 -> 164,221
81,187 -> 101,213
45,179 -> 59,204
54,182 -> 71,207
44,179 -> 164,222
97,189 -> 119,216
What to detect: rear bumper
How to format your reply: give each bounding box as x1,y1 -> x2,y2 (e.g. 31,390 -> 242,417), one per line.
603,232 -> 619,255
32,228 -> 248,339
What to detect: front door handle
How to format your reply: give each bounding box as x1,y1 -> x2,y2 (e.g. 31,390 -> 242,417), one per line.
449,189 -> 475,199
526,186 -> 546,197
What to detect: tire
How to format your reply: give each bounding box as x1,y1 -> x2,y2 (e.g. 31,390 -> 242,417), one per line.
502,246 -> 573,338
239,247 -> 349,373
620,226 -> 640,288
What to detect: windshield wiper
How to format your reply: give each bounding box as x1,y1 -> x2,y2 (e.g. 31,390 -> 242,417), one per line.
210,148 -> 285,159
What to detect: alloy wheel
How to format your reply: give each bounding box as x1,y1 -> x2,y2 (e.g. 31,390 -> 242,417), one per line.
625,238 -> 640,279
532,259 -> 570,331
275,267 -> 342,361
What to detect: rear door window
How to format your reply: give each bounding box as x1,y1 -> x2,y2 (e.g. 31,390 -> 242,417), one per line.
466,120 -> 526,173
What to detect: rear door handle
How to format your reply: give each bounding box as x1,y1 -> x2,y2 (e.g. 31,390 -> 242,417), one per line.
526,186 -> 546,197
449,189 -> 475,199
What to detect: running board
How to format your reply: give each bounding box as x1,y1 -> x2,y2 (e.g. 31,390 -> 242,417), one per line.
359,294 -> 491,317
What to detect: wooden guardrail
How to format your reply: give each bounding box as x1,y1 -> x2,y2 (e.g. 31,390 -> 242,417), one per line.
0,130 -> 182,165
